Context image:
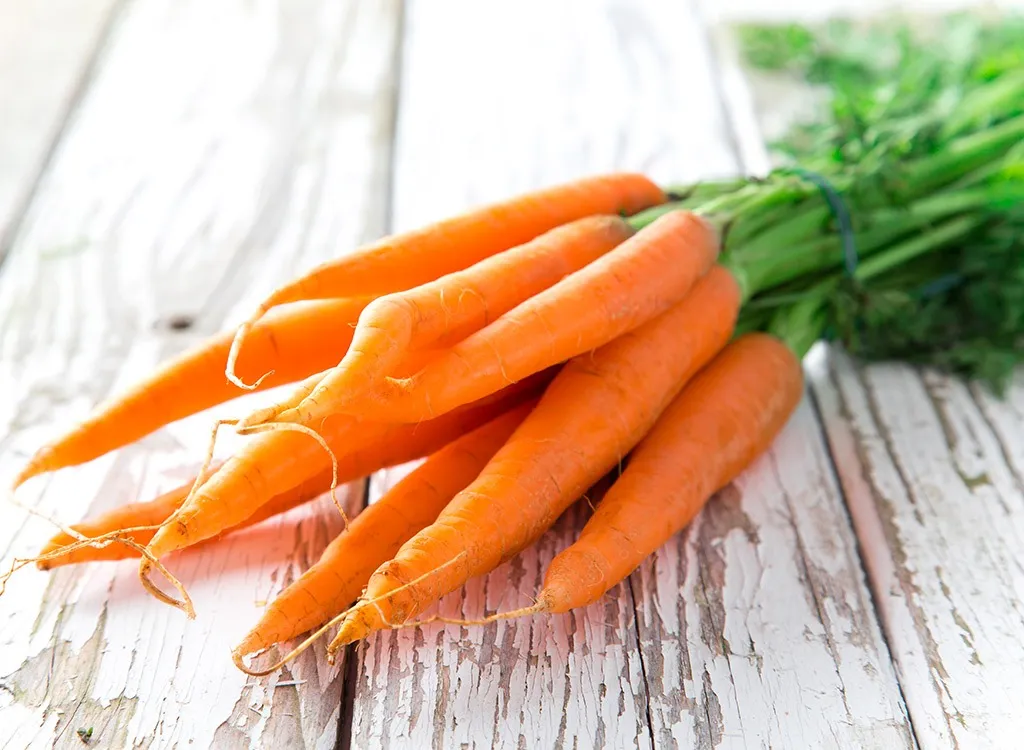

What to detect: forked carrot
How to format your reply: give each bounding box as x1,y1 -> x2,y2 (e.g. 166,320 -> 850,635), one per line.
233,402 -> 533,664
13,298 -> 370,489
36,467 -> 332,569
522,333 -> 803,615
226,173 -> 666,389
328,266 -> 740,651
250,216 -> 633,427
140,371 -> 555,611
315,210 -> 719,424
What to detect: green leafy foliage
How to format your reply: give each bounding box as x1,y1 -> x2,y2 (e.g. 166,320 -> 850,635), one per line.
733,12 -> 1024,391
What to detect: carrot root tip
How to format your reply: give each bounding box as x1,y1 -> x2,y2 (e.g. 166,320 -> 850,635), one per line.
138,558 -> 196,619
232,602 -> 357,677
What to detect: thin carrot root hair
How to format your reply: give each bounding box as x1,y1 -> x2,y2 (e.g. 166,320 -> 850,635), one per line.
232,598 -> 362,677
389,601 -> 546,630
225,311 -> 274,391
236,552 -> 472,677
0,492 -> 166,588
33,525 -> 165,571
236,370 -> 328,430
134,416 -> 241,615
1,528 -> 168,593
236,420 -> 346,528
137,416 -> 343,615
326,551 -> 471,659
166,417 -> 240,529
137,553 -> 196,618
2,489 -> 193,614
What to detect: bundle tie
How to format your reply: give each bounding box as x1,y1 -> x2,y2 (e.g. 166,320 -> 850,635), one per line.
783,167 -> 860,342
784,167 -> 859,277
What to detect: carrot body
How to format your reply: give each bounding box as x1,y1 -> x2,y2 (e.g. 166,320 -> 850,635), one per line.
330,266 -> 741,649
144,372 -> 553,562
334,210 -> 719,423
37,468 -> 333,569
14,298 -> 370,488
234,402 -> 533,657
278,216 -> 633,424
538,333 -> 804,613
240,174 -> 664,312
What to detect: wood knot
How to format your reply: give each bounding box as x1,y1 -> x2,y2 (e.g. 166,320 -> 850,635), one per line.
163,314 -> 195,331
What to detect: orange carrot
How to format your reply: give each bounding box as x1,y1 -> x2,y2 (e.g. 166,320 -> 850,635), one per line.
233,402 -> 533,659
141,371 -> 554,599
37,467 -> 332,569
323,210 -> 718,424
13,298 -> 370,488
227,173 -> 666,388
328,266 -> 740,650
261,216 -> 633,426
533,333 -> 803,614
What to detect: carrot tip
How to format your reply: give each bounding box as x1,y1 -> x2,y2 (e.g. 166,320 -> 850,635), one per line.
231,648 -> 278,677
225,316 -> 270,390
10,463 -> 41,491
327,616 -> 362,653
233,606 -> 350,677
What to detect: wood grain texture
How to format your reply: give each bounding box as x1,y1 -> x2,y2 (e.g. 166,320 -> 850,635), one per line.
0,0 -> 401,746
713,2 -> 1024,746
813,356 -> 1024,749
347,1 -> 909,748
0,0 -> 122,260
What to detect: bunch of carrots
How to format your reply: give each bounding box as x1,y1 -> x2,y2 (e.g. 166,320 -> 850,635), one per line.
6,15 -> 1023,675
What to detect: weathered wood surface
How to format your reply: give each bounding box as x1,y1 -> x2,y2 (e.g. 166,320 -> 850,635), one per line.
0,0 -> 400,746
1,0 -> 1022,747
0,0 -> 121,259
815,357 -> 1024,749
347,1 -> 909,748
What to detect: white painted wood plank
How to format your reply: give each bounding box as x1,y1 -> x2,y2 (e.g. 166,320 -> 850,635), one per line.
813,355 -> 1024,749
0,0 -> 401,746
0,0 -> 121,257
348,1 -> 908,748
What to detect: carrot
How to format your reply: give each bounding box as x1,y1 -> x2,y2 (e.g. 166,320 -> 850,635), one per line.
258,216 -> 633,426
36,467 -> 332,569
140,371 -> 554,610
13,298 -> 371,489
233,402 -> 533,662
327,265 -> 740,651
529,333 -> 803,615
322,210 -> 719,424
226,173 -> 666,389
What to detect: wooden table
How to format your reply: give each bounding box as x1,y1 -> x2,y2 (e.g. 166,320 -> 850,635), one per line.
1,1 -> 1021,747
